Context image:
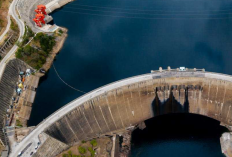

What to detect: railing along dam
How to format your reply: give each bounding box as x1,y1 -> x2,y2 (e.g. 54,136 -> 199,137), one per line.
15,68 -> 232,157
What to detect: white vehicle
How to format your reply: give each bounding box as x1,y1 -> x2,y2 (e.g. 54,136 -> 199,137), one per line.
179,67 -> 186,71
17,152 -> 22,157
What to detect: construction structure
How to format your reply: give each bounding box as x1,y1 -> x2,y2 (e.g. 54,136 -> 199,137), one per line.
7,67 -> 232,157
33,5 -> 47,27
17,0 -> 74,32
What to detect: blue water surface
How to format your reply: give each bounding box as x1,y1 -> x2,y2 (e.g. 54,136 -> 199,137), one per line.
28,0 -> 232,156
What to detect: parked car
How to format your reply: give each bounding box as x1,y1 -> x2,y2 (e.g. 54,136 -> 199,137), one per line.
39,69 -> 46,73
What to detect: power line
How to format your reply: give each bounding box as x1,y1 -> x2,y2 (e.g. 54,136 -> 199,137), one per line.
52,64 -> 86,94
64,6 -> 232,16
59,10 -> 232,20
70,3 -> 232,13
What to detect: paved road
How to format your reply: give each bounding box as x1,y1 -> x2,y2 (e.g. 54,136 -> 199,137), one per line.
0,0 -> 25,79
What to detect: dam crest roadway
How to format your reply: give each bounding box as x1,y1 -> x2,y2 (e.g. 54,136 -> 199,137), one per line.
11,67 -> 232,157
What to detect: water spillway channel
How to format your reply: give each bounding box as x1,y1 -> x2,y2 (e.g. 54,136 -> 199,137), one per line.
27,0 -> 232,156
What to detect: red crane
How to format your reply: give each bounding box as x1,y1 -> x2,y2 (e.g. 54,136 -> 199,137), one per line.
33,18 -> 41,27
36,14 -> 45,24
33,4 -> 47,27
35,4 -> 47,15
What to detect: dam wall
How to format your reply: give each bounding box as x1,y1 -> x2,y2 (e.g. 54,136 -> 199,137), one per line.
42,70 -> 232,146
12,68 -> 232,157
46,0 -> 74,13
0,59 -> 29,146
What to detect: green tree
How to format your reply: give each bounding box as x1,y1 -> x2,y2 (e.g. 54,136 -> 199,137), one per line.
22,36 -> 29,45
59,29 -> 63,34
15,48 -> 23,58
78,146 -> 86,154
15,41 -> 22,47
88,147 -> 95,157
90,139 -> 97,147
23,45 -> 32,56
40,35 -> 56,52
34,32 -> 44,41
0,19 -> 3,27
27,27 -> 34,37
67,150 -> 72,157
62,154 -> 68,157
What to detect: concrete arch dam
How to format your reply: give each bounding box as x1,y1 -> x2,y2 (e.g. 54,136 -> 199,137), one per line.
45,69 -> 232,144
13,69 -> 232,157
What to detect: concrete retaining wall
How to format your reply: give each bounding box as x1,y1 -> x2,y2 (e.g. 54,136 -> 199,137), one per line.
46,0 -> 74,13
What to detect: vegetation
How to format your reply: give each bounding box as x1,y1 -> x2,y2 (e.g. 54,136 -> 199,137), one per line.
0,19 -> 3,27
88,147 -> 95,157
15,45 -> 47,69
15,32 -> 56,70
62,150 -> 81,157
78,146 -> 86,154
16,119 -> 23,127
90,139 -> 97,147
62,139 -> 97,157
58,29 -> 63,34
34,32 -> 56,53
10,18 -> 18,32
0,0 -> 12,32
18,26 -> 34,47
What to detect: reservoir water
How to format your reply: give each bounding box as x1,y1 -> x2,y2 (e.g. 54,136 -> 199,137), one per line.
28,0 -> 232,156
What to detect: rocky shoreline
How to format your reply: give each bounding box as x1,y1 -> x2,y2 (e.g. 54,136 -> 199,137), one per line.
13,27 -> 68,142
36,27 -> 68,77
41,27 -> 68,72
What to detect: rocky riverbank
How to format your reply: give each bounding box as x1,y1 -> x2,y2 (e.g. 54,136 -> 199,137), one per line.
13,27 -> 68,142
40,27 -> 68,72
220,132 -> 232,157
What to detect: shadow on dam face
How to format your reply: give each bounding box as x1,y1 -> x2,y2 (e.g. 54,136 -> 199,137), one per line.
152,87 -> 190,116
130,113 -> 229,157
133,88 -> 228,157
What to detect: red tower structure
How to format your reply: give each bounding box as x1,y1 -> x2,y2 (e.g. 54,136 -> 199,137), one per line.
33,4 -> 47,27
35,5 -> 47,15
33,18 -> 41,27
36,14 -> 45,24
